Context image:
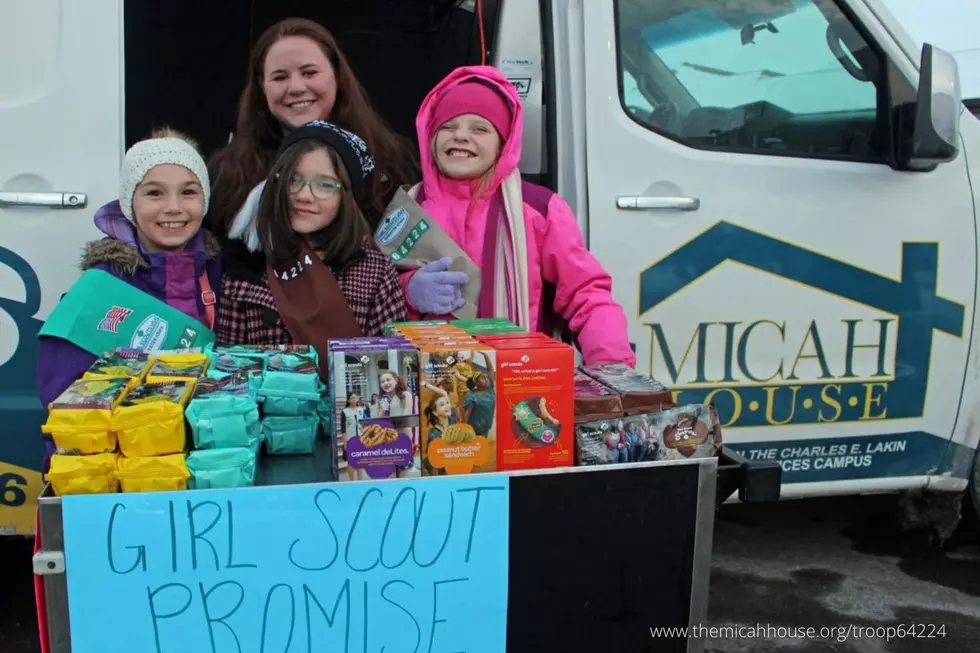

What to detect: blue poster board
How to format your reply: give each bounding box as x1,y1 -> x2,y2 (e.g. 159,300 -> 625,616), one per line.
61,475 -> 510,653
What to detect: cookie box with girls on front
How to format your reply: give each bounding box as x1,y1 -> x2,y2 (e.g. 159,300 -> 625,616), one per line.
417,341 -> 497,476
327,337 -> 421,482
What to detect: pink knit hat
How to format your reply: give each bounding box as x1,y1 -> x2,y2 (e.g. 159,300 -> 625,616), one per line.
428,80 -> 513,141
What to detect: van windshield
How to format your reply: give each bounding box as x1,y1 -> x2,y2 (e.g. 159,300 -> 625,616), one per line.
636,1 -> 875,114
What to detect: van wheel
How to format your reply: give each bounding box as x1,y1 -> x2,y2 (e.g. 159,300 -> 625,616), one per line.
898,488 -> 963,547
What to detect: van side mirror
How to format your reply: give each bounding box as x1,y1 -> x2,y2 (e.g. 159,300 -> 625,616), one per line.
902,44 -> 962,171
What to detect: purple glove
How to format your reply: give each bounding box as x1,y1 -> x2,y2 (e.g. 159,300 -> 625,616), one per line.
406,257 -> 469,314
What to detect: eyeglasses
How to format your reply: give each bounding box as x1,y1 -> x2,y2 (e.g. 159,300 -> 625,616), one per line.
287,173 -> 344,199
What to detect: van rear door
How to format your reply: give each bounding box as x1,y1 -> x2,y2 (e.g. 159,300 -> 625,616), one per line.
561,0 -> 976,490
0,1 -> 123,534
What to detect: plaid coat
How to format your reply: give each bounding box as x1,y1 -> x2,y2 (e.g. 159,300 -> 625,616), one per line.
216,240 -> 407,346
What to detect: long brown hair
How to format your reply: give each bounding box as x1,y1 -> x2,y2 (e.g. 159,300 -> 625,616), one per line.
256,139 -> 370,267
208,18 -> 418,237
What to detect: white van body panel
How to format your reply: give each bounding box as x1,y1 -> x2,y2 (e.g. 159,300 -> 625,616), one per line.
546,0 -> 980,494
0,0 -> 124,534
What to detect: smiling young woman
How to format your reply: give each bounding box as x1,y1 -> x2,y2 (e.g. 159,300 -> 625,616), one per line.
207,18 -> 419,238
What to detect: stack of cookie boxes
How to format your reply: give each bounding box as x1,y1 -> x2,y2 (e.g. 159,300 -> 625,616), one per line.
573,364 -> 723,466
42,350 -> 207,494
382,319 -> 725,472
385,320 -> 578,475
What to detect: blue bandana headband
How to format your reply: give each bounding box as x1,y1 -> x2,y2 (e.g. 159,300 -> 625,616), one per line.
277,120 -> 375,198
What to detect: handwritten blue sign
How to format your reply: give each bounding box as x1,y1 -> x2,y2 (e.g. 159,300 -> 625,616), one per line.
61,475 -> 510,653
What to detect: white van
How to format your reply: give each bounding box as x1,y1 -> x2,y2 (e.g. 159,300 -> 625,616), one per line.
0,0 -> 975,535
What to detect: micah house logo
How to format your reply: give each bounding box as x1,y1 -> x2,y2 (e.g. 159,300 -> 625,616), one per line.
97,306 -> 133,334
637,222 -> 965,429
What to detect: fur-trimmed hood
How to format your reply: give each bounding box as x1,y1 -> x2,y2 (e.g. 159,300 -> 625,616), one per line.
80,200 -> 220,275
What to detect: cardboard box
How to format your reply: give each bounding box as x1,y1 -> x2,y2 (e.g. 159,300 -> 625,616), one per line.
397,328 -> 469,340
492,339 -> 575,470
385,320 -> 450,335
328,340 -> 421,482
408,338 -> 478,348
418,343 -> 497,475
476,332 -> 554,345
454,318 -> 526,336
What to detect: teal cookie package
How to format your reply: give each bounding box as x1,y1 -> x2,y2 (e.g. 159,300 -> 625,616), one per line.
259,352 -> 323,416
262,414 -> 320,454
255,349 -> 323,455
206,352 -> 265,387
185,373 -> 262,451
190,344 -> 327,458
186,447 -> 257,489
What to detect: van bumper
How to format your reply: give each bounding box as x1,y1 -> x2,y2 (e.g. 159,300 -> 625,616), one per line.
716,446 -> 782,505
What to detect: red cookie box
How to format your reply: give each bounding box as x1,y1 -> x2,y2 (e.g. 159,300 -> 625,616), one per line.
475,332 -> 554,345
489,337 -> 575,471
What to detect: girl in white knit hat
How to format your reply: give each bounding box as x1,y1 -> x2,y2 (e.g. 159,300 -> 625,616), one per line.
36,127 -> 222,465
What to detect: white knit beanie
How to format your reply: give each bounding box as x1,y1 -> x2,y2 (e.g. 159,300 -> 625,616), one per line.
119,137 -> 211,221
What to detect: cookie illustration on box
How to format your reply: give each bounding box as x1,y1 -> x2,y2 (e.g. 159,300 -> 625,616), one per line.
659,406 -> 711,459
345,419 -> 416,481
511,396 -> 562,447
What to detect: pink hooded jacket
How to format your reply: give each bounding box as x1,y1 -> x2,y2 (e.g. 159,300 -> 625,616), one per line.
402,65 -> 634,367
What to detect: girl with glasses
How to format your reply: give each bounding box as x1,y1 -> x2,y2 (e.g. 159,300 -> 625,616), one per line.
218,120 -> 407,380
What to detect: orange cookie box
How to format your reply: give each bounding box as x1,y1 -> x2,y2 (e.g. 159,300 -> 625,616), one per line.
417,341 -> 497,476
477,336 -> 575,471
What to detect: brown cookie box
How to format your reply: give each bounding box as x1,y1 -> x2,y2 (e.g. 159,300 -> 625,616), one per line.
574,420 -> 612,466
574,371 -> 625,423
577,363 -> 675,415
652,404 -> 720,460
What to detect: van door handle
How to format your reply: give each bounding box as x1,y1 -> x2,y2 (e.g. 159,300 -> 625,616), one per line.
616,196 -> 700,211
0,192 -> 88,208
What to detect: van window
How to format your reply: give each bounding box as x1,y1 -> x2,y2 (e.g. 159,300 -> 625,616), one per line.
614,0 -> 885,161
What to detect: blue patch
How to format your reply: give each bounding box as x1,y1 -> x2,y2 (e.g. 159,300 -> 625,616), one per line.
728,432 -> 968,483
376,206 -> 410,246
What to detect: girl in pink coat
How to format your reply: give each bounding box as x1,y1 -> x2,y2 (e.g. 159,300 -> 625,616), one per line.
401,65 -> 635,366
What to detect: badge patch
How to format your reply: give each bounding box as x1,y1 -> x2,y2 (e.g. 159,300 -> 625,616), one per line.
376,207 -> 410,246
130,314 -> 168,351
97,306 -> 132,334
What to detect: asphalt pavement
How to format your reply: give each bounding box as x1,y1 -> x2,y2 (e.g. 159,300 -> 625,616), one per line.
706,495 -> 980,652
3,494 -> 978,652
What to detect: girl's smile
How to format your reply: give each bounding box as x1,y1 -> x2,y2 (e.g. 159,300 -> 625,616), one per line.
433,114 -> 501,180
381,374 -> 396,393
435,396 -> 452,418
132,164 -> 204,252
288,148 -> 342,233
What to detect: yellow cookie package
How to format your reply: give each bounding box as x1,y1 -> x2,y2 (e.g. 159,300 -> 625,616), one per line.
146,353 -> 210,383
46,452 -> 120,496
116,454 -> 190,492
113,380 -> 196,457
82,349 -> 154,381
41,377 -> 134,454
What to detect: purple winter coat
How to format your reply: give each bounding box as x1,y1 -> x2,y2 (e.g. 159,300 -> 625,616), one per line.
35,200 -> 221,470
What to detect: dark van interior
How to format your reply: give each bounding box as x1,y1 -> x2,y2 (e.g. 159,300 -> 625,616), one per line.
123,0 -> 501,160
